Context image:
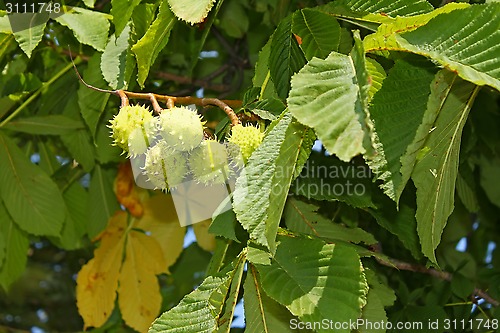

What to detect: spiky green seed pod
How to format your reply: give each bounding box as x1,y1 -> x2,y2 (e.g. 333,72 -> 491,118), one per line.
158,106 -> 205,152
143,140 -> 188,190
109,105 -> 157,156
189,140 -> 230,185
228,124 -> 264,163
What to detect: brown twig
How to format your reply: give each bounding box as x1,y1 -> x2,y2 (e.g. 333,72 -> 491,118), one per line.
69,53 -> 242,126
118,91 -> 241,126
374,253 -> 499,307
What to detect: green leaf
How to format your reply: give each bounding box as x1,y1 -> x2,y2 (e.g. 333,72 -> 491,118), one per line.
0,34 -> 16,62
336,0 -> 433,16
367,193 -> 421,260
37,140 -> 60,175
244,265 -> 307,333
186,0 -> 225,74
149,265 -> 234,333
456,163 -> 479,212
293,129 -> 316,179
95,113 -> 123,164
61,129 -> 96,172
233,112 -> 312,253
209,203 -> 239,242
269,16 -> 306,100
366,3 -> 500,91
288,37 -> 371,162
359,270 -> 396,333
52,182 -> 88,250
291,152 -> 375,208
256,235 -> 367,333
479,155 -> 500,208
78,53 -> 111,137
367,57 -> 436,202
0,133 -> 65,236
218,1 -> 249,39
365,58 -> 386,100
216,253 -> 246,332
101,24 -> 135,90
363,3 -> 470,55
87,165 -> 119,238
167,0 -> 216,24
412,73 -> 479,264
252,40 -> 277,100
54,7 -> 110,51
82,0 -> 96,7
284,197 -> 377,245
0,201 -> 29,290
292,9 -> 341,60
248,98 -> 286,121
132,1 -> 176,87
9,12 -> 50,57
3,115 -> 84,135
111,0 -> 141,36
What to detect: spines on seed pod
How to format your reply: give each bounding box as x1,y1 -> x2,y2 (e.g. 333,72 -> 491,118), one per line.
158,106 -> 205,152
189,139 -> 230,185
143,140 -> 188,190
109,104 -> 157,157
227,123 -> 264,163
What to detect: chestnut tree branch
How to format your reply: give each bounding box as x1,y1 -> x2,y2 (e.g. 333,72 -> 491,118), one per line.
372,248 -> 499,307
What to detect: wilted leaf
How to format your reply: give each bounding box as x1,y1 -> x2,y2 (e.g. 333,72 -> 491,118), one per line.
118,231 -> 166,332
76,212 -> 128,329
193,220 -> 216,252
134,193 -> 185,274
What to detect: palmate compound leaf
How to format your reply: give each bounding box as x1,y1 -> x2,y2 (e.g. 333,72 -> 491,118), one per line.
244,264 -> 311,333
255,235 -> 368,333
77,192 -> 185,331
365,3 -> 500,92
288,32 -> 373,162
77,211 -> 128,329
411,73 -> 480,264
0,132 -> 65,236
149,253 -> 246,333
232,111 -> 314,254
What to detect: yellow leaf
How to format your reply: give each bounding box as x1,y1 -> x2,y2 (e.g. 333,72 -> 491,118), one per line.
134,193 -> 185,274
193,219 -> 216,252
76,212 -> 128,329
118,231 -> 165,332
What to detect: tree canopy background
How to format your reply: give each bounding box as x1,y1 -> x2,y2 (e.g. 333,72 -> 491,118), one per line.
0,0 -> 500,332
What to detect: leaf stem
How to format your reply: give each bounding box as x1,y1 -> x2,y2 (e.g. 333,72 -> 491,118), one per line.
0,60 -> 81,128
